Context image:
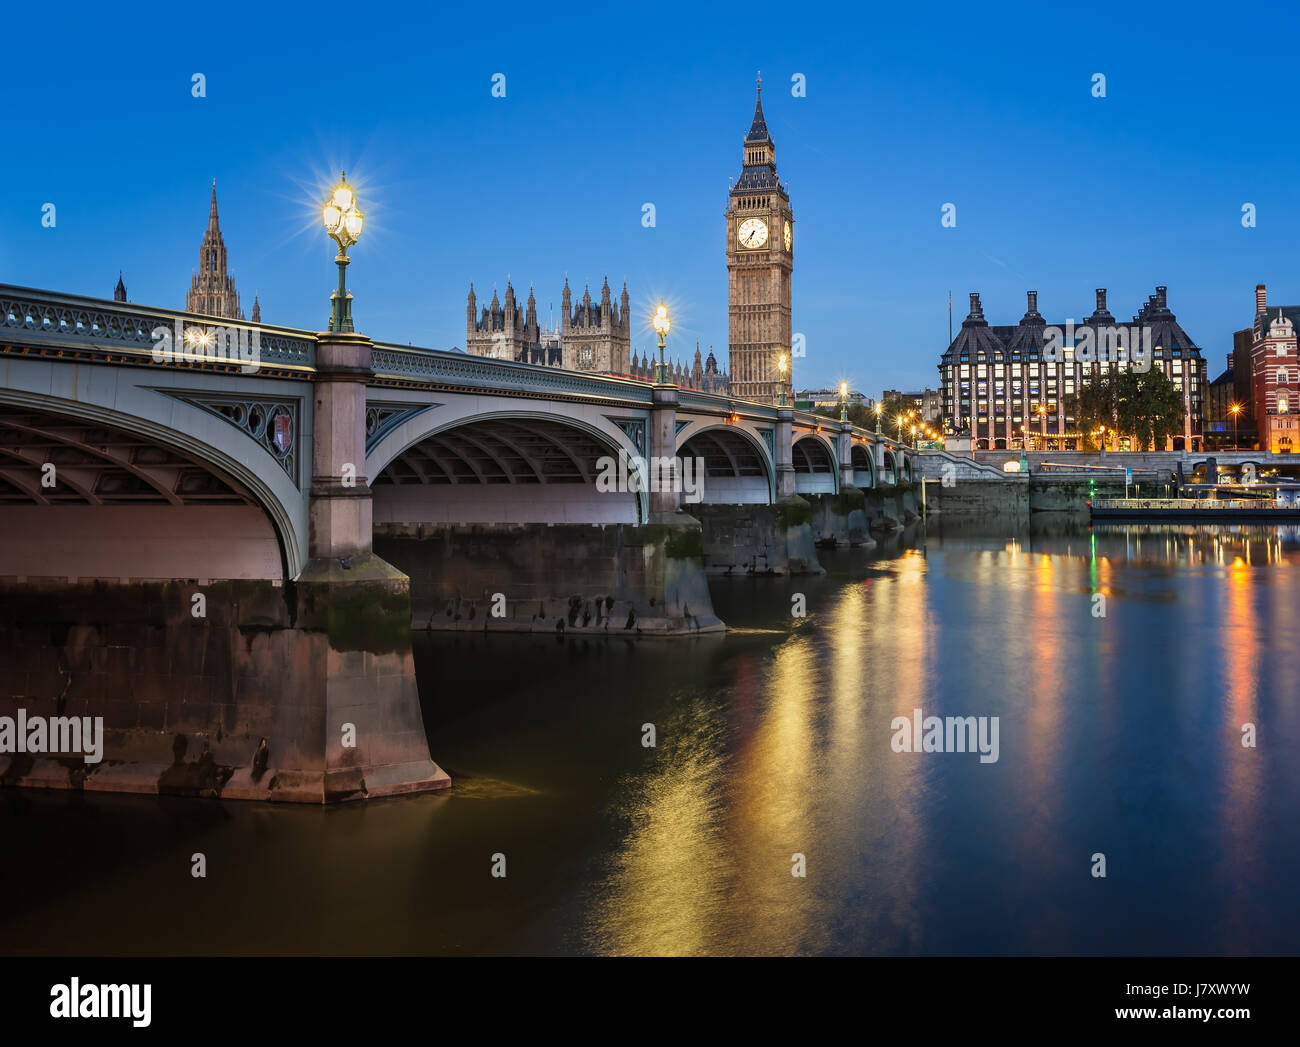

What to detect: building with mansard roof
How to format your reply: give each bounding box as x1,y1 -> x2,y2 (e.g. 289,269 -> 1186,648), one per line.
938,287 -> 1205,450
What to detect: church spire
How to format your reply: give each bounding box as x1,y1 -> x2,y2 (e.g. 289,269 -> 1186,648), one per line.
186,182 -> 243,320
745,71 -> 770,145
208,180 -> 220,233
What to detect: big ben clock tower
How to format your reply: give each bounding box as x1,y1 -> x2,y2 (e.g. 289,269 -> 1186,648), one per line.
727,73 -> 793,404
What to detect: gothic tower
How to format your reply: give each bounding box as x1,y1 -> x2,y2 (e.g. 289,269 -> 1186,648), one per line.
726,74 -> 793,403
186,183 -> 245,320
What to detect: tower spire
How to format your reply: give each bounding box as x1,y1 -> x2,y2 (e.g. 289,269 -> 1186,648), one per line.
187,182 -> 242,320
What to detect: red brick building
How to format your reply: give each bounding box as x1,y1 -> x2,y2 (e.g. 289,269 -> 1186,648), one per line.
1249,285 -> 1299,453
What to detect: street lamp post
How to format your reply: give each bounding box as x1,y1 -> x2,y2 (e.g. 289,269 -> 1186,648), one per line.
911,423 -> 917,449
778,354 -> 788,407
321,173 -> 364,332
652,301 -> 671,384
874,401 -> 882,434
1230,403 -> 1241,450
839,381 -> 848,423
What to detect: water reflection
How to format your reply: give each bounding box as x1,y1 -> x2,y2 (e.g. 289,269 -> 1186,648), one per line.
2,524 -> 1299,956
586,523 -> 1300,955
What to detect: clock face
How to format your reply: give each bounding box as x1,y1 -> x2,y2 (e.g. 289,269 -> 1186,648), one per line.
783,220 -> 792,251
737,217 -> 769,249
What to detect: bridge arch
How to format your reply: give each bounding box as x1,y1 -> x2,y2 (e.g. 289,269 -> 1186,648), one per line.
675,423 -> 774,504
851,442 -> 875,489
368,403 -> 648,525
793,433 -> 838,495
0,390 -> 304,574
882,448 -> 898,485
0,387 -> 305,579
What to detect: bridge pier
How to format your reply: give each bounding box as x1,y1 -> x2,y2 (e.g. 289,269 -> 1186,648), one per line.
309,332 -> 375,559
0,330 -> 449,803
266,330 -> 450,800
797,422 -> 873,547
804,488 -> 872,547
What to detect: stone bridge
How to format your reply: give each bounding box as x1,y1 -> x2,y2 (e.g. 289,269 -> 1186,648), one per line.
0,285 -> 913,803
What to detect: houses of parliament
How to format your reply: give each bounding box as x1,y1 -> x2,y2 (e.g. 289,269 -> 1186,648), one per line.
465,77 -> 794,401
117,80 -> 794,404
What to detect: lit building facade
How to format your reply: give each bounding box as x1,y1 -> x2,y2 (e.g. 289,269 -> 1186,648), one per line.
1249,285 -> 1299,452
466,277 -> 630,374
938,287 -> 1205,450
883,388 -> 941,423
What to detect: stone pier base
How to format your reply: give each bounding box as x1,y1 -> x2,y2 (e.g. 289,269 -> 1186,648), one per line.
691,498 -> 825,575
374,514 -> 725,636
864,486 -> 921,533
804,488 -> 874,548
0,554 -> 448,803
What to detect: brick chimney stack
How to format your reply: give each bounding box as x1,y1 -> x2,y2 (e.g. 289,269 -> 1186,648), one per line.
1256,283 -> 1267,314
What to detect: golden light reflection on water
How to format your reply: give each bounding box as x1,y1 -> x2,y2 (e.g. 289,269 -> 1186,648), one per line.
1219,558 -> 1260,941
587,552 -> 934,956
584,526 -> 1298,956
584,701 -> 732,956
874,550 -> 932,948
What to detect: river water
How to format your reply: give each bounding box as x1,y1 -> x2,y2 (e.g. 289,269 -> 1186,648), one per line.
4,523 -> 1299,955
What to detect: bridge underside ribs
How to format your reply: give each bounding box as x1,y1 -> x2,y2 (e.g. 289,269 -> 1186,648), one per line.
851,444 -> 874,489
678,429 -> 770,504
373,417 -> 636,524
0,405 -> 282,580
793,437 -> 836,495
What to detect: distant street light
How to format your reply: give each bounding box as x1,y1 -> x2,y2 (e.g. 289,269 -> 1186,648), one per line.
840,381 -> 849,423
874,400 -> 882,434
321,172 -> 364,333
1230,403 -> 1241,450
652,301 -> 671,383
778,354 -> 788,407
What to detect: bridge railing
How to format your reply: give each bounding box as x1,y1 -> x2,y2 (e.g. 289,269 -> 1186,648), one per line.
369,342 -> 656,402
0,284 -> 315,370
1,287 -> 904,445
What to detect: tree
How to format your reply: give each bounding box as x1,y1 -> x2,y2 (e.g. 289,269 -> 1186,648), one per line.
1069,370 -> 1119,450
811,402 -> 874,428
1069,367 -> 1185,451
877,392 -> 918,428
1132,368 -> 1185,450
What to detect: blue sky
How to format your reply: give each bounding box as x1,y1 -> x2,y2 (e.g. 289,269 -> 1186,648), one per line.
4,1 -> 1299,394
